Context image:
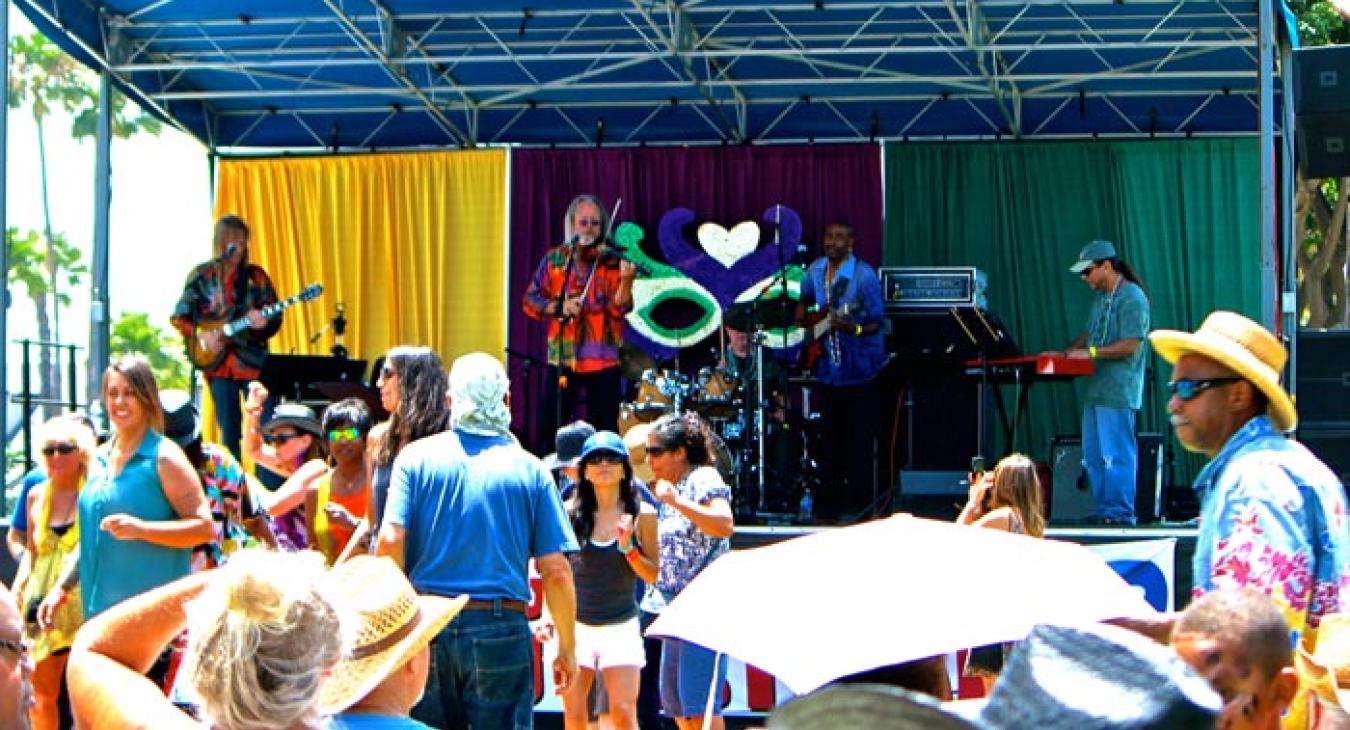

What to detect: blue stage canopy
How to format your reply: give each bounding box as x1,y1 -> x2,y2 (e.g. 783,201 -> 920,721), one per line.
15,1 -> 1278,150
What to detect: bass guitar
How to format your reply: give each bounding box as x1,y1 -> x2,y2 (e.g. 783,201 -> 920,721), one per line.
186,283 -> 324,370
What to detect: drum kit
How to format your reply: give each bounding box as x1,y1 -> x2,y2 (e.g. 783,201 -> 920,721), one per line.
617,361 -> 823,522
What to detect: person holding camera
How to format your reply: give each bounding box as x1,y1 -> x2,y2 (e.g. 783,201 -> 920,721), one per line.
955,453 -> 1046,689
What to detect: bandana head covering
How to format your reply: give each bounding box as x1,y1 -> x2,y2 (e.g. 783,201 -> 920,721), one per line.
447,352 -> 512,437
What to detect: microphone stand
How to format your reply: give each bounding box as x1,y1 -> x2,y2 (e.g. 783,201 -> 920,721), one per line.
505,347 -> 541,446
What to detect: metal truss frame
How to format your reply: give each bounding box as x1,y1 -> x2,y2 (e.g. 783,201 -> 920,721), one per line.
19,0 -> 1269,150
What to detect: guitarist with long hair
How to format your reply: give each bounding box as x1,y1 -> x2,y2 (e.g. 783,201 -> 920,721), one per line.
171,214 -> 281,461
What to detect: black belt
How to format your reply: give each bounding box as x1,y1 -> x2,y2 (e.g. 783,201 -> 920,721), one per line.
462,598 -> 528,614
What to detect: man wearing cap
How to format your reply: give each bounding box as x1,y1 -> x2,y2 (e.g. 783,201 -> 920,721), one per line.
547,420 -> 596,494
1150,312 -> 1350,658
1058,239 -> 1150,525
376,351 -> 579,729
321,556 -> 469,729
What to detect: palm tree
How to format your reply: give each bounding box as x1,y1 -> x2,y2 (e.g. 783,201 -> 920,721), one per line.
7,31 -> 162,410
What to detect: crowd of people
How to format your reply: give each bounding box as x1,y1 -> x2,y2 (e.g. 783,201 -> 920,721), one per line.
2,203 -> 1350,730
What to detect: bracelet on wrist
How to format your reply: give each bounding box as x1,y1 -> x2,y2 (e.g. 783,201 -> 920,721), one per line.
618,542 -> 634,555
854,324 -> 863,336
1088,345 -> 1098,359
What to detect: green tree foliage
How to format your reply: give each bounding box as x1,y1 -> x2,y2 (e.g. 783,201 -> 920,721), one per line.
111,312 -> 189,391
1288,0 -> 1350,46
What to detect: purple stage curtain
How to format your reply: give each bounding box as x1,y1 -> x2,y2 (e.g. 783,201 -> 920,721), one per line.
507,144 -> 883,452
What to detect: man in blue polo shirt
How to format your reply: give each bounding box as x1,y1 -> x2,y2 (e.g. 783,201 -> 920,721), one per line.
377,352 -> 579,729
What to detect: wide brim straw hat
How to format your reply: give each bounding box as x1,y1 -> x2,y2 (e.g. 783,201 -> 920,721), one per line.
318,556 -> 468,714
1295,613 -> 1350,711
1148,310 -> 1298,433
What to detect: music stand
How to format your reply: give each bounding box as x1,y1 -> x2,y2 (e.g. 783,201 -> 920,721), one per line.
259,354 -> 369,405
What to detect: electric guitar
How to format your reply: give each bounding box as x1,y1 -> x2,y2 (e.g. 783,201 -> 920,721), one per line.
799,302 -> 855,369
186,283 -> 324,370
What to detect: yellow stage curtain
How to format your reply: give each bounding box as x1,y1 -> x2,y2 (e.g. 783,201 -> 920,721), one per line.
205,149 -> 507,438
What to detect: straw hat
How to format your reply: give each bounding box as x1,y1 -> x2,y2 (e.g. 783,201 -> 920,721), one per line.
318,556 -> 468,714
1148,311 -> 1298,433
1296,614 -> 1350,711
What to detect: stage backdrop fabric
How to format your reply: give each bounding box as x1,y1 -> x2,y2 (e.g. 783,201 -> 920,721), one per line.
508,144 -> 883,451
883,138 -> 1262,488
209,150 -> 508,440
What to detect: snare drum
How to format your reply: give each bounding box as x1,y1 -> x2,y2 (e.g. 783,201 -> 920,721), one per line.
693,367 -> 741,419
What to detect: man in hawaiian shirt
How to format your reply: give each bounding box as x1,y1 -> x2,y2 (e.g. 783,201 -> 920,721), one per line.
1151,311 -> 1350,652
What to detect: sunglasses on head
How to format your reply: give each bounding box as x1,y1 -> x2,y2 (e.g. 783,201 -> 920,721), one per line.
327,427 -> 362,443
41,443 -> 77,457
1167,377 -> 1243,401
263,431 -> 302,446
577,217 -> 602,227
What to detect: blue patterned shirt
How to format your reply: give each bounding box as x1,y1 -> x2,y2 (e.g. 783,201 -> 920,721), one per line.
800,254 -> 887,387
1192,415 -> 1350,648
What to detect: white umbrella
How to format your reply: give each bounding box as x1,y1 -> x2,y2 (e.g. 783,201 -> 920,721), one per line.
647,514 -> 1156,695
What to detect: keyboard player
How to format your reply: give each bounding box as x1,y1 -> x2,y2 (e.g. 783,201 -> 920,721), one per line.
1048,240 -> 1151,525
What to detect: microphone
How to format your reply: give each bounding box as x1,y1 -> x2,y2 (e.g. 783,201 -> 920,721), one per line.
218,242 -> 240,262
790,244 -> 811,264
566,234 -> 582,246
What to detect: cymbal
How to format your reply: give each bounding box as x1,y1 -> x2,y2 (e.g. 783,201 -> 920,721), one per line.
313,381 -> 388,420
724,299 -> 796,331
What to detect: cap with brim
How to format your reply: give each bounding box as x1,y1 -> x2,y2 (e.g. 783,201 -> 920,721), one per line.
159,389 -> 200,448
263,402 -> 322,438
1148,310 -> 1297,432
1068,240 -> 1118,274
319,556 -> 469,714
580,431 -> 628,463
768,684 -> 982,730
543,421 -> 595,470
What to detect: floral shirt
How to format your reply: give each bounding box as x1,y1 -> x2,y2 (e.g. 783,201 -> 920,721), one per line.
655,465 -> 732,600
192,442 -> 266,570
521,245 -> 632,373
171,261 -> 281,378
1192,415 -> 1350,649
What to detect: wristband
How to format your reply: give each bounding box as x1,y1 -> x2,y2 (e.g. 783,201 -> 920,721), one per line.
854,324 -> 863,336
618,542 -> 634,555
1088,345 -> 1098,359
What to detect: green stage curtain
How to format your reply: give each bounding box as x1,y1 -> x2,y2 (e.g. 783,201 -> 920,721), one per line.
883,139 -> 1261,490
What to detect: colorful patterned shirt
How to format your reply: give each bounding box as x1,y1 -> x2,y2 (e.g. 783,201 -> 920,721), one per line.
1192,415 -> 1350,649
192,442 -> 266,570
655,465 -> 732,600
522,245 -> 632,373
171,261 -> 281,378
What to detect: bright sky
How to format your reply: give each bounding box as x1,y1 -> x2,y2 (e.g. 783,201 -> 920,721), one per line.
6,7 -> 211,398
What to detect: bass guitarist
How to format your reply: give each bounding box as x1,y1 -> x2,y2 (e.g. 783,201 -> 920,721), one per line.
795,222 -> 887,523
171,214 -> 281,460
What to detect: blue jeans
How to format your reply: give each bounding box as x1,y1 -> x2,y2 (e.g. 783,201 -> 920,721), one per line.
412,607 -> 534,730
1082,405 -> 1138,524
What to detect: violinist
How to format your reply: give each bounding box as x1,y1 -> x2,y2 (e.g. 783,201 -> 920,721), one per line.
523,194 -> 638,439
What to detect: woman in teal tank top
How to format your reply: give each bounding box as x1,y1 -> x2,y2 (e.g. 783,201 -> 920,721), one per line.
77,355 -> 215,618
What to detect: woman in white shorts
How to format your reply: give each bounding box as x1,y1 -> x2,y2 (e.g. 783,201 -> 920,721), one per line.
563,430 -> 659,730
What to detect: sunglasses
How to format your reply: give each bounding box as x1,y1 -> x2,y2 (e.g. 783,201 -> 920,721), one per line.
1167,377 -> 1243,401
327,427 -> 362,443
380,365 -> 398,380
41,443 -> 78,457
1079,262 -> 1099,278
0,636 -> 29,661
587,453 -> 625,465
263,431 -> 303,446
645,443 -> 671,456
576,217 -> 602,227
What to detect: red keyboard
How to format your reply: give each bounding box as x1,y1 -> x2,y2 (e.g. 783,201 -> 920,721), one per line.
964,354 -> 1095,379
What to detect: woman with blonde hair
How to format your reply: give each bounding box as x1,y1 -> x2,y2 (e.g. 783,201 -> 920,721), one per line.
956,452 -> 1045,687
956,453 -> 1045,537
67,548 -> 346,730
12,414 -> 97,729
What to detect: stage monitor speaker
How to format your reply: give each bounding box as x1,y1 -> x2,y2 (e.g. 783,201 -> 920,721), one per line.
891,375 -> 993,472
1297,428 -> 1350,488
1296,330 -> 1350,429
1049,433 -> 1165,525
1296,47 -> 1350,178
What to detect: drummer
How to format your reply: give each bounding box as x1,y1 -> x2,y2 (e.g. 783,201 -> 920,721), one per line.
719,303 -> 787,423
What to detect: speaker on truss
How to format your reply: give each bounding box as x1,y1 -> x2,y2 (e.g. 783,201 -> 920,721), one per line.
1295,46 -> 1350,178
